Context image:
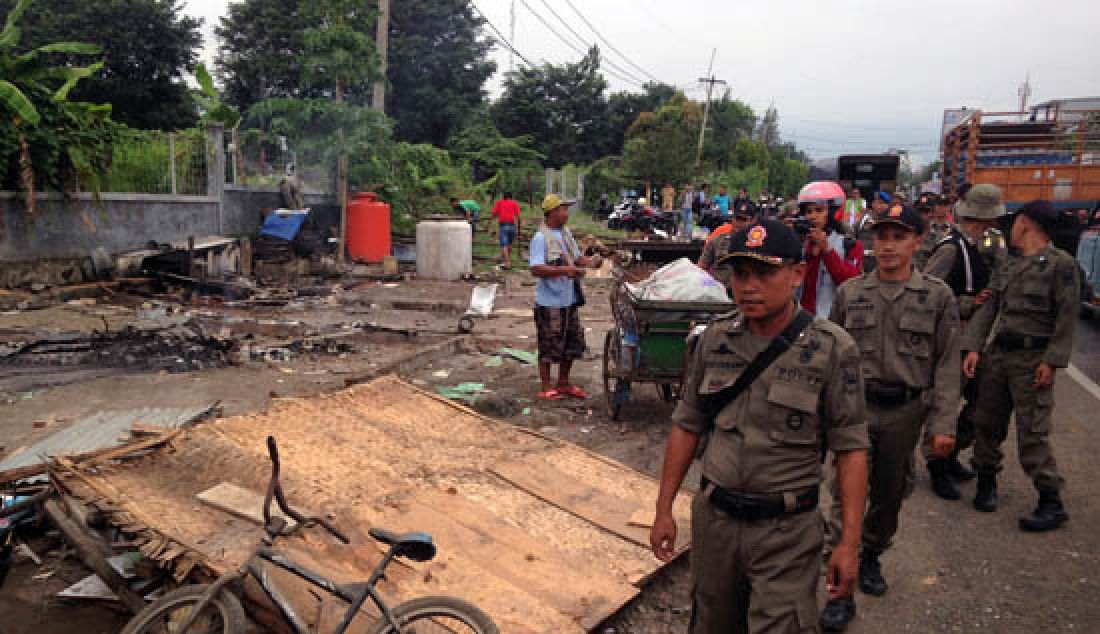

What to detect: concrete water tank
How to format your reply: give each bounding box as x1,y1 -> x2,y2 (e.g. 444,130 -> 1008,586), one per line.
416,216 -> 472,280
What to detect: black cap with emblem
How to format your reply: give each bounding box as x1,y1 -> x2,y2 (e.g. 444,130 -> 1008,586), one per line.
872,203 -> 924,235
716,219 -> 804,268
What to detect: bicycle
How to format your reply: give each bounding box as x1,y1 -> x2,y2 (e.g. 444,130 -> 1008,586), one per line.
121,436 -> 498,634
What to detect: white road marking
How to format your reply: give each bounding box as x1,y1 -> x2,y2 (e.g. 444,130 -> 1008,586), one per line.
1067,363 -> 1100,402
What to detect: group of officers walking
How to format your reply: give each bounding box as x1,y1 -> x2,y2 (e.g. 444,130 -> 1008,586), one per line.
649,181 -> 1080,632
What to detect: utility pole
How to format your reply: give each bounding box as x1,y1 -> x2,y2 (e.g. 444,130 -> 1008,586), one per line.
509,0 -> 516,72
695,48 -> 725,167
371,0 -> 390,113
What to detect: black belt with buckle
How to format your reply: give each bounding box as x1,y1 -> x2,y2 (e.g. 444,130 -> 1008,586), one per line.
702,477 -> 818,521
864,381 -> 923,408
994,332 -> 1050,351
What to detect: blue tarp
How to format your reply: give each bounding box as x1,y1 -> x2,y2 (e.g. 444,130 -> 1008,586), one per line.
259,210 -> 309,241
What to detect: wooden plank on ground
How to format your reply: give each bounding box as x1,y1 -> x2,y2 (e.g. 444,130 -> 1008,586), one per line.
196,482 -> 299,531
417,490 -> 638,631
386,497 -> 621,633
491,457 -> 691,554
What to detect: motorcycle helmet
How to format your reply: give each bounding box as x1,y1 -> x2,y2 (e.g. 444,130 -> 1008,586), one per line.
797,181 -> 846,210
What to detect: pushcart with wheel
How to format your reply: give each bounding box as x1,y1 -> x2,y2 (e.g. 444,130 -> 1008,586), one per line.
602,272 -> 731,421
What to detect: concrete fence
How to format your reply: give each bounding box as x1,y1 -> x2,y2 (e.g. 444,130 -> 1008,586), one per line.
0,123 -> 335,263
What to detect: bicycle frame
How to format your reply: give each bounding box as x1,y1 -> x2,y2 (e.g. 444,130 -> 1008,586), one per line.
247,540 -> 404,634
180,532 -> 405,634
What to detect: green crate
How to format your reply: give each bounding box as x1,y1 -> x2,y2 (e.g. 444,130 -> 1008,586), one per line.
638,322 -> 691,376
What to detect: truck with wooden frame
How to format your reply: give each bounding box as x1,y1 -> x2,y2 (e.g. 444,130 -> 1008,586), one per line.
941,107 -> 1100,209
836,154 -> 901,202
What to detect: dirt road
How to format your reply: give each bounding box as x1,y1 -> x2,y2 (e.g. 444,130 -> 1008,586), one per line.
2,275 -> 1098,632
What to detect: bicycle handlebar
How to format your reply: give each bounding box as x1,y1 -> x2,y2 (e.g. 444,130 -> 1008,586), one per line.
264,436 -> 350,544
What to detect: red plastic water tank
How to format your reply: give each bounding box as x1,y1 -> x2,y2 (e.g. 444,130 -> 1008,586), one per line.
346,192 -> 391,263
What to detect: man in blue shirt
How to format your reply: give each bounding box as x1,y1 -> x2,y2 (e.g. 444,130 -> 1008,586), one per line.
529,194 -> 603,400
713,185 -> 731,218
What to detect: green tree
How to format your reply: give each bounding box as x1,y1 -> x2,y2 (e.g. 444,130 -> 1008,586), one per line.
702,91 -> 756,169
0,0 -> 117,206
386,0 -> 495,146
448,113 -> 544,173
0,0 -> 201,130
731,138 -> 770,170
492,47 -> 610,168
214,1 -> 374,112
756,104 -> 780,149
605,81 -> 677,155
621,93 -> 701,187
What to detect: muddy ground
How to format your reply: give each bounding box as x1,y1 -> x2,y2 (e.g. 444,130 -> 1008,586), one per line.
2,273 -> 1099,633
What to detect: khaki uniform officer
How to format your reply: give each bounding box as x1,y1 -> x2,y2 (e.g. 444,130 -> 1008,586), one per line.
921,184 -> 1008,500
822,204 -> 960,631
650,219 -> 870,633
962,200 -> 1079,532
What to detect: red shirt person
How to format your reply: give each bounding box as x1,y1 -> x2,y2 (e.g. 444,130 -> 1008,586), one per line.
795,182 -> 863,315
491,192 -> 523,267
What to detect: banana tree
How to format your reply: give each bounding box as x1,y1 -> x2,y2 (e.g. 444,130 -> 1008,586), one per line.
0,0 -> 109,213
191,62 -> 245,182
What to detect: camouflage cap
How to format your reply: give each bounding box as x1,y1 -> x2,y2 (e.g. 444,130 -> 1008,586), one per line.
956,184 -> 1005,220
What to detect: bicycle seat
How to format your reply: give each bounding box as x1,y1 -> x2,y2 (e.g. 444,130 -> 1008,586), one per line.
368,527 -> 437,562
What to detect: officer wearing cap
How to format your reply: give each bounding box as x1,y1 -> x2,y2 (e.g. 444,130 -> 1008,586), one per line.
914,194 -> 950,271
962,200 -> 1080,531
920,184 -> 1008,500
858,192 -> 892,272
651,219 -> 870,633
697,202 -> 756,273
822,204 -> 960,631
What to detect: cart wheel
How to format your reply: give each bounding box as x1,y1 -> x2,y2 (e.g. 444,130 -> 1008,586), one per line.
603,330 -> 626,421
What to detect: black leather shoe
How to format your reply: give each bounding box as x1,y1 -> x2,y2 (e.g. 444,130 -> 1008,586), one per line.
858,552 -> 888,596
1019,490 -> 1069,532
947,453 -> 976,481
820,596 -> 856,631
928,459 -> 961,501
973,475 -> 997,513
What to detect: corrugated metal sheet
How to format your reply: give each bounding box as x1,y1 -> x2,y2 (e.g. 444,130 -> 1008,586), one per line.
0,404 -> 217,474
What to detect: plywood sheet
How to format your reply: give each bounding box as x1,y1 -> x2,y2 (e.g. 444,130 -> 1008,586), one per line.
57,375 -> 688,633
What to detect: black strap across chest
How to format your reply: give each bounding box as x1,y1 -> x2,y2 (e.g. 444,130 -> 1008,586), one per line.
703,310 -> 814,420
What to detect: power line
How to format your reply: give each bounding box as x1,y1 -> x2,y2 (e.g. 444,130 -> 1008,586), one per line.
535,0 -> 648,85
470,1 -> 535,68
516,0 -> 645,88
562,0 -> 662,84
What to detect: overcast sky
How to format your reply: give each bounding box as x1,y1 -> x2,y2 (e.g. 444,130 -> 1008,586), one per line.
182,0 -> 1100,164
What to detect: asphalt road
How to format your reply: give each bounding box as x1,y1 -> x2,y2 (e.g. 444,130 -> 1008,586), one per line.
1072,314 -> 1100,382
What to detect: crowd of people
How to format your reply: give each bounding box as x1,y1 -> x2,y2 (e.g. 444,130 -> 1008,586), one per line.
650,181 -> 1082,632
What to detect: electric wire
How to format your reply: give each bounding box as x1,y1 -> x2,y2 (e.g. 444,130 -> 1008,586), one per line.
516,0 -> 646,88
535,0 -> 649,85
562,0 -> 662,84
470,1 -> 536,68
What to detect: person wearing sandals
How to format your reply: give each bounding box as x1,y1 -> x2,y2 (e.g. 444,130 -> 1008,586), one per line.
529,194 -> 603,400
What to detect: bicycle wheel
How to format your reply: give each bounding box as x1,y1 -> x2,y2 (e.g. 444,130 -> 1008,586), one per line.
367,596 -> 499,634
121,584 -> 246,634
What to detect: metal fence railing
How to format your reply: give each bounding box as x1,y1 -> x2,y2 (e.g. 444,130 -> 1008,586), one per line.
102,128 -> 209,195
227,131 -> 332,194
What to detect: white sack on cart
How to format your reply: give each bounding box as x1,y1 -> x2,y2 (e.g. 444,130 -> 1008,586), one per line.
625,258 -> 732,303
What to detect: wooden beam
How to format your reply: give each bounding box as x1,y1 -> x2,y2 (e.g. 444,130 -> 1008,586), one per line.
44,497 -> 147,614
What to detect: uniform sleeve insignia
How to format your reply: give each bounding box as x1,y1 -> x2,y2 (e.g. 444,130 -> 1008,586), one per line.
746,225 -> 767,247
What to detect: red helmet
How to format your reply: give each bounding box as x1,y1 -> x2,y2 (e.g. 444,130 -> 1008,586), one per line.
798,181 -> 846,209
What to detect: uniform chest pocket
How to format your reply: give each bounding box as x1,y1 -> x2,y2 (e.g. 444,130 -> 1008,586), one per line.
765,381 -> 820,444
898,311 -> 935,359
843,308 -> 878,356
699,366 -> 745,429
1018,276 -> 1050,312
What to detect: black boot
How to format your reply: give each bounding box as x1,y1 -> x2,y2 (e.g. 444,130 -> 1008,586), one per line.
1019,489 -> 1069,532
820,596 -> 856,631
927,458 -> 961,500
858,550 -> 888,596
947,450 -> 976,481
973,474 -> 997,512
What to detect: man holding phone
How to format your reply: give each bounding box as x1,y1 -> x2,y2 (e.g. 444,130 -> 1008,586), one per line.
529,194 -> 602,401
